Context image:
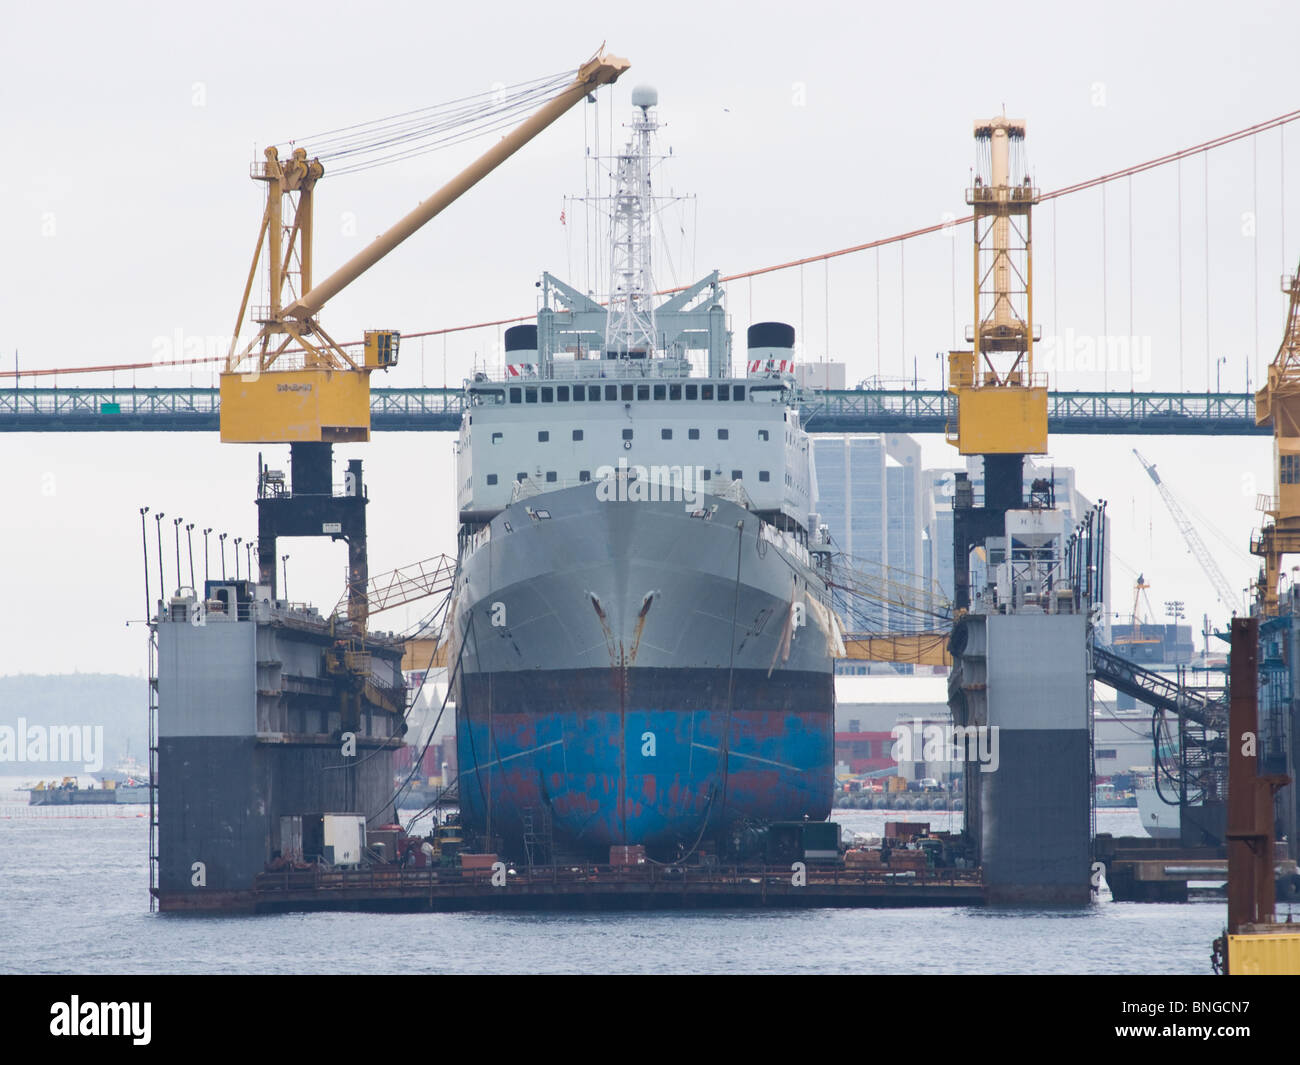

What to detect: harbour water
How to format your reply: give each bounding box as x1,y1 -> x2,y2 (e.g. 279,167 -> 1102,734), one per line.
0,797 -> 1232,975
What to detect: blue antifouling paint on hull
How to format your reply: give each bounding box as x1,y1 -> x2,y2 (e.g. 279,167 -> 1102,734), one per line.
456,669 -> 833,854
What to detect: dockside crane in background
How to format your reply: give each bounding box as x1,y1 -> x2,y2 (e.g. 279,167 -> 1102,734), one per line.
1133,449 -> 1242,613
1252,258 -> 1300,615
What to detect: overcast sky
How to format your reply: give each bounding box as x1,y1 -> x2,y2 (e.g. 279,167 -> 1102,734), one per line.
1,0 -> 1294,675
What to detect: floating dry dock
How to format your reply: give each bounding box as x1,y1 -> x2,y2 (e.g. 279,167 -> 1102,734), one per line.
160,862 -> 984,914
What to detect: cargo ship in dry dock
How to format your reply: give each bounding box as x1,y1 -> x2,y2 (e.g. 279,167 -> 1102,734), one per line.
449,87 -> 843,858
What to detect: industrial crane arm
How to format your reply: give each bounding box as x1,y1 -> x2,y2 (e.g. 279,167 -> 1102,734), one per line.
1133,449 -> 1239,610
280,52 -> 629,324
219,49 -> 628,445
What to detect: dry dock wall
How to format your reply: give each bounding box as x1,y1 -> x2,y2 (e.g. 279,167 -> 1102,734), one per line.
949,612 -> 1091,904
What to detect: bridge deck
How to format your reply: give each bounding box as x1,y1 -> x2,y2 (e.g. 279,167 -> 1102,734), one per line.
0,386 -> 1266,435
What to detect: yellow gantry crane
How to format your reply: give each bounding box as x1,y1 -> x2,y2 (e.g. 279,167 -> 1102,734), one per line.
947,116 -> 1048,459
944,116 -> 1050,611
219,49 -> 630,446
212,49 -> 629,638
839,116 -> 1049,665
1113,575 -> 1160,649
1252,261 -> 1300,615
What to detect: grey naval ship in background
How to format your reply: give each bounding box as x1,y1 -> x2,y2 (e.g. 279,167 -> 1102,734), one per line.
449,86 -> 844,859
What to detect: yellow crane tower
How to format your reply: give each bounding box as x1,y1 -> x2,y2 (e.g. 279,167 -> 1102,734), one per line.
836,116 -> 1049,668
1252,262 -> 1300,615
946,115 -> 1049,610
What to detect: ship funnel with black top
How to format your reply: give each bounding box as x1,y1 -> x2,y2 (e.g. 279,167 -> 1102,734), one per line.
505,324 -> 539,379
747,322 -> 796,377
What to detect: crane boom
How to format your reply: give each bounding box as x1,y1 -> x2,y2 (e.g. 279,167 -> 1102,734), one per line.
280,52 -> 630,324
220,48 -> 629,445
1133,449 -> 1239,610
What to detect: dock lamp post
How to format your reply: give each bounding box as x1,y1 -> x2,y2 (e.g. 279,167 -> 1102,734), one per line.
185,523 -> 196,591
154,512 -> 166,600
219,533 -> 228,580
140,507 -> 150,621
234,537 -> 242,581
172,517 -> 183,595
282,555 -> 290,603
202,528 -> 212,583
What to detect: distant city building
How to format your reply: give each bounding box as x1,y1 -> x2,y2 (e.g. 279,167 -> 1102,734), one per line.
795,361 -> 847,391
811,434 -> 921,570
1108,623 -> 1195,666
813,436 -> 1109,673
812,434 -> 923,657
834,676 -> 957,779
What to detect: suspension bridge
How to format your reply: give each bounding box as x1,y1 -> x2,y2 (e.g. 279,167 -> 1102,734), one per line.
3,104 -> 1298,439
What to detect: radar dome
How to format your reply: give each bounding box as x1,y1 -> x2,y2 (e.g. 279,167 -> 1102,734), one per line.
631,85 -> 658,109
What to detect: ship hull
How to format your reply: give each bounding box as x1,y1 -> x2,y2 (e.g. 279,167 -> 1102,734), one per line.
453,484 -> 836,856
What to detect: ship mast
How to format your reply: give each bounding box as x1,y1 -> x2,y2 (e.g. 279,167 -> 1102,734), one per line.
605,85 -> 660,358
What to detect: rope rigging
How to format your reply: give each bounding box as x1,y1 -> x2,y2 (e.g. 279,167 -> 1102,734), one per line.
281,69 -> 578,177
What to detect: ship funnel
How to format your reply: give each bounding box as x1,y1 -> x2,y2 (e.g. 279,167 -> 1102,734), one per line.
747,321 -> 796,377
505,324 -> 538,379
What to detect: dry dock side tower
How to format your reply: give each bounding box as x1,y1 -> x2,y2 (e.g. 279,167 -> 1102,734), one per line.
153,568 -> 408,910
947,501 -> 1098,904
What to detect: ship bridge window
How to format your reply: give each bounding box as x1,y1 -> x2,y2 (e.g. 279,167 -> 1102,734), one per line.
622,385 -> 634,401
587,387 -> 600,402
622,429 -> 634,440
538,431 -> 549,442
486,474 -> 498,486
541,387 -> 554,403
572,429 -> 584,441
509,387 -> 521,403
637,385 -> 650,401
686,385 -> 698,400
701,469 -> 711,480
661,428 -> 672,440
558,386 -> 570,402
492,432 -> 503,444
546,471 -> 557,483
653,384 -> 666,400
516,472 -> 527,482
689,428 -> 700,440
759,471 -> 771,482
579,470 -> 591,482
525,388 -> 538,404
732,470 -> 743,480
719,385 -> 730,400
669,384 -> 682,400
758,429 -> 769,441
606,385 -> 619,401
734,385 -> 745,400
702,385 -> 714,400
717,428 -> 729,440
